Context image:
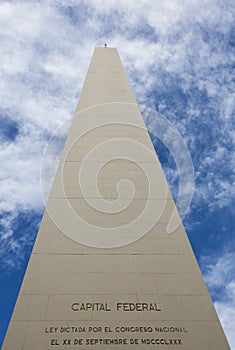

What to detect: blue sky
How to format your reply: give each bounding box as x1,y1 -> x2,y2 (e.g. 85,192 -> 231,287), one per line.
0,0 -> 235,347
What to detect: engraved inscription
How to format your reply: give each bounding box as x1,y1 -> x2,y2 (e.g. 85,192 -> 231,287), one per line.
71,302 -> 161,312
44,323 -> 187,347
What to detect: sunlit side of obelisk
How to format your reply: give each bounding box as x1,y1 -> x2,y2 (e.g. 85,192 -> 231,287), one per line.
2,48 -> 230,350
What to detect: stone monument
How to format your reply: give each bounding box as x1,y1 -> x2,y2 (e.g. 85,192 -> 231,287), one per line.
2,47 -> 230,349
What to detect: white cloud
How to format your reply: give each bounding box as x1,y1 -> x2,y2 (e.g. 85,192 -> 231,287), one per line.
215,302 -> 235,349
0,1 -> 87,218
203,252 -> 235,349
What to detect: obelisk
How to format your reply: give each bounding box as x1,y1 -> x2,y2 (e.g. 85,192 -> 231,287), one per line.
2,47 -> 230,349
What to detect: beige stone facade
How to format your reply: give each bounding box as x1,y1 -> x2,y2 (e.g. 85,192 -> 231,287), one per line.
2,48 -> 230,349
